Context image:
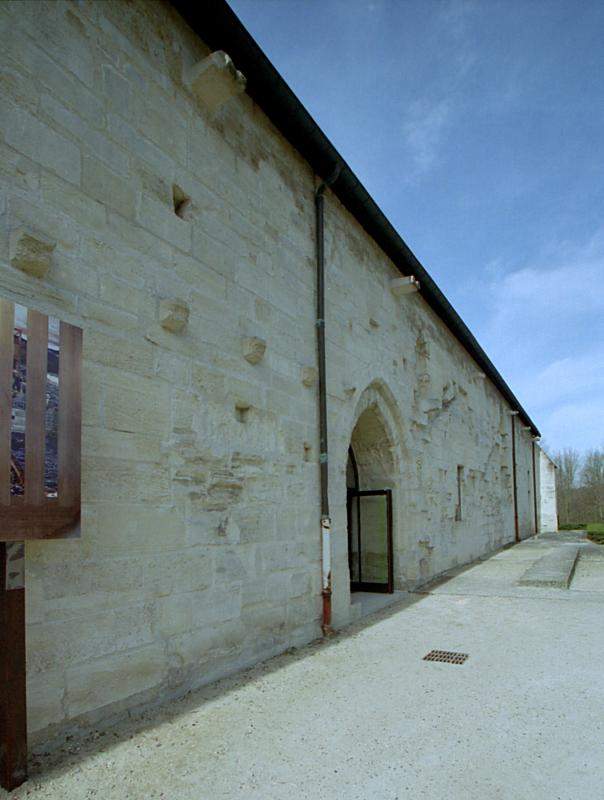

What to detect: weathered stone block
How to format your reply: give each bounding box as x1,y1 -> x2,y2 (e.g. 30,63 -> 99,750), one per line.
156,594 -> 192,637
159,298 -> 190,333
103,372 -> 171,435
27,605 -> 155,675
242,335 -> 266,365
9,226 -> 55,278
186,51 -> 246,113
80,299 -> 138,331
82,155 -> 137,219
138,193 -> 192,252
27,670 -> 65,733
65,643 -> 166,719
91,504 -> 186,556
3,103 -> 81,185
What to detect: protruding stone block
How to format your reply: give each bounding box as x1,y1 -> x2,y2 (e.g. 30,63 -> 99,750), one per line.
9,227 -> 55,278
159,298 -> 189,334
186,51 -> 246,113
390,275 -> 420,296
301,366 -> 317,387
242,336 -> 266,365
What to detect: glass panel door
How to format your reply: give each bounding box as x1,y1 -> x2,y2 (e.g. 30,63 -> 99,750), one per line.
347,489 -> 360,584
349,489 -> 393,593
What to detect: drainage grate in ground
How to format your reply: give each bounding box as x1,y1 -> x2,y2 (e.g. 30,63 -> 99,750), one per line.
423,649 -> 468,665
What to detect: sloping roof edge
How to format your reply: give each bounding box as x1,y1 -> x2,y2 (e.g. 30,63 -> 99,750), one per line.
171,0 -> 540,436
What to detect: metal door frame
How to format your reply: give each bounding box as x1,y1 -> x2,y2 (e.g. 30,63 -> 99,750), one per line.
347,454 -> 394,594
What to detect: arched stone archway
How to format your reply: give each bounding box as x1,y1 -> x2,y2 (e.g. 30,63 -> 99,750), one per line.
346,379 -> 405,466
349,404 -> 397,490
345,383 -> 403,595
330,380 -> 409,626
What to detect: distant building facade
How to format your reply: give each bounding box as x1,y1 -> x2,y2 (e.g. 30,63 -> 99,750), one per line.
0,0 -> 555,746
539,450 -> 558,532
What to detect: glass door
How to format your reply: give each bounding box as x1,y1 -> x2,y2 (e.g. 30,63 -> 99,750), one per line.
348,489 -> 393,593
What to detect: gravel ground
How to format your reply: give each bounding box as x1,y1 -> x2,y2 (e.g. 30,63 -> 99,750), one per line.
3,532 -> 603,800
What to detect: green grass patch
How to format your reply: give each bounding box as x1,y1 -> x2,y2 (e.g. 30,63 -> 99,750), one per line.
587,523 -> 604,545
559,523 -> 586,530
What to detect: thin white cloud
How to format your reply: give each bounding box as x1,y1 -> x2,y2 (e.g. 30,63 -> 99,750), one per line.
480,229 -> 604,452
520,350 -> 604,416
544,398 -> 604,454
402,99 -> 451,174
401,2 -> 478,179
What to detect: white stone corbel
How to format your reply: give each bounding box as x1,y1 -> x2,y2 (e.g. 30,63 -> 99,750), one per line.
159,298 -> 190,334
242,336 -> 266,365
301,366 -> 317,387
390,275 -> 420,297
186,51 -> 246,113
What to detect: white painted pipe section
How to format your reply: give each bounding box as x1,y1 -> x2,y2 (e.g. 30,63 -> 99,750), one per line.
321,517 -> 331,591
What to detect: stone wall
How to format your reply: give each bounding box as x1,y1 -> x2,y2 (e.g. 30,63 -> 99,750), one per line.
0,0 -> 539,743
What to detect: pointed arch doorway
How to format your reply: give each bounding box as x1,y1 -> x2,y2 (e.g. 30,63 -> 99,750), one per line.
346,404 -> 395,594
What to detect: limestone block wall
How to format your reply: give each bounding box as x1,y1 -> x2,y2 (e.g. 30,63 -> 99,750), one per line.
321,190 -> 538,620
0,0 -> 539,743
0,0 -> 322,742
539,450 -> 558,531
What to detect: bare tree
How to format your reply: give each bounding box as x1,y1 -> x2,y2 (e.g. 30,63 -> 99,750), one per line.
582,447 -> 604,487
554,448 -> 582,524
581,447 -> 604,522
554,446 -> 604,525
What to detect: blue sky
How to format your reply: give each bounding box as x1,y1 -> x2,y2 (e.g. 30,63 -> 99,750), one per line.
229,0 -> 604,455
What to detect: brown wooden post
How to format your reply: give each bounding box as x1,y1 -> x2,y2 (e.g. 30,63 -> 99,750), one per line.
0,541 -> 28,791
0,299 -> 12,502
0,302 -> 82,790
1,300 -> 27,790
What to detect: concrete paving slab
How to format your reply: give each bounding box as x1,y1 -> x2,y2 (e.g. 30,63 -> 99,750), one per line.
579,545 -> 604,562
2,532 -> 603,800
570,555 -> 604,592
517,546 -> 579,588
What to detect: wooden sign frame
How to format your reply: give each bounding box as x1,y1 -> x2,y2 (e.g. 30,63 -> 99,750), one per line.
0,299 -> 82,540
0,298 -> 82,790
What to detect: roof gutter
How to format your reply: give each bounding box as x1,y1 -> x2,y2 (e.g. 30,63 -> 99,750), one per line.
171,0 -> 540,436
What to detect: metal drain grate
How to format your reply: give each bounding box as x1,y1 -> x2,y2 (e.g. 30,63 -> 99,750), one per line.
423,649 -> 468,665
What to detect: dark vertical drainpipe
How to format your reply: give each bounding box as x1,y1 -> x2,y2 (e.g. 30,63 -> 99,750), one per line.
511,413 -> 519,542
315,167 -> 339,635
532,440 -> 539,534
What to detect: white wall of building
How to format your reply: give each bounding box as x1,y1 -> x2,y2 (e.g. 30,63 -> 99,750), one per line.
539,449 -> 558,532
